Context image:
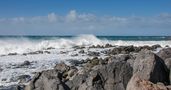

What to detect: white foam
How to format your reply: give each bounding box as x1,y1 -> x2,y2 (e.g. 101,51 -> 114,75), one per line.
0,35 -> 170,55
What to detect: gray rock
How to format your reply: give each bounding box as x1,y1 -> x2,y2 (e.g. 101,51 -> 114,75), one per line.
78,50 -> 85,54
157,48 -> 171,60
67,61 -> 133,90
68,59 -> 83,66
0,85 -> 25,90
8,53 -> 18,56
87,51 -> 100,56
10,75 -> 31,83
133,50 -> 169,85
25,70 -> 69,90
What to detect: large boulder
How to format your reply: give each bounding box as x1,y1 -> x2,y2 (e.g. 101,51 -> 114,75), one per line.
67,61 -> 133,90
25,69 -> 69,90
157,48 -> 171,60
127,74 -> 171,90
127,50 -> 170,90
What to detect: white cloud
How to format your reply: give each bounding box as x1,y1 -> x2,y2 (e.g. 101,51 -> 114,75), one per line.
66,10 -> 77,22
0,10 -> 171,35
48,13 -> 57,22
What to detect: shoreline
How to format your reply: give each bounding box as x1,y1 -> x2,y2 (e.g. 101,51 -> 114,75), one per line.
0,44 -> 171,90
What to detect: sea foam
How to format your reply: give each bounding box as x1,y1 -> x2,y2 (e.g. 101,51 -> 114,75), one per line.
0,34 -> 170,55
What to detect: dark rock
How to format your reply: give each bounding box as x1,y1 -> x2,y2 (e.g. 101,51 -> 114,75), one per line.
68,59 -> 83,66
71,54 -> 78,57
151,44 -> 161,50
67,61 -> 133,90
87,51 -> 100,56
60,51 -> 68,54
72,46 -> 85,49
54,63 -> 70,73
10,75 -> 31,83
0,85 -> 25,90
21,61 -> 31,66
105,44 -> 113,48
127,50 -> 170,90
78,50 -> 85,54
44,51 -> 51,54
165,45 -> 170,47
8,53 -> 17,56
25,70 -> 69,90
46,47 -> 55,50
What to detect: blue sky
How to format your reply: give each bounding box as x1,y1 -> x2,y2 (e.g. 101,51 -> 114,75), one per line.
0,0 -> 171,35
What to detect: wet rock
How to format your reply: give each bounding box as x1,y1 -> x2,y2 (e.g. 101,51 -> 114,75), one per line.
78,50 -> 85,54
0,67 -> 3,72
165,45 -> 170,47
0,85 -> 25,90
87,51 -> 100,56
10,75 -> 31,83
109,46 -> 130,55
1,78 -> 7,81
8,53 -> 17,56
44,51 -> 50,54
151,44 -> 161,50
54,63 -> 70,73
105,43 -> 113,48
46,47 -> 55,50
68,59 -> 83,66
85,57 -> 100,69
72,46 -> 85,49
60,51 -> 68,54
21,61 -> 31,66
89,45 -> 104,48
71,54 -> 78,57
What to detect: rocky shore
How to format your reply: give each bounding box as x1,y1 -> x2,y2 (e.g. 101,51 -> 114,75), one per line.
1,44 -> 171,90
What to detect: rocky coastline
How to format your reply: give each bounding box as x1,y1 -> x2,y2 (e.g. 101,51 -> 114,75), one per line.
1,44 -> 171,90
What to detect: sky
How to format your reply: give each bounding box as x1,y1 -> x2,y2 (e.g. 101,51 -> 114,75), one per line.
0,0 -> 171,36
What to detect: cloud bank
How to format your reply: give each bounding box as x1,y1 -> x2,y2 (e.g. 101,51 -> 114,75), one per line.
0,10 -> 171,35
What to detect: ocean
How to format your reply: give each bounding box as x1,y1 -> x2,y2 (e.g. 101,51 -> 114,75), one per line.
0,34 -> 171,86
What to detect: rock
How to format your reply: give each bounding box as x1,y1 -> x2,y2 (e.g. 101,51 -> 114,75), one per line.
78,50 -> 85,54
25,70 -> 69,90
46,47 -> 55,50
72,46 -> 85,49
165,45 -> 170,47
157,48 -> 171,60
8,53 -> 17,56
68,59 -> 83,66
0,66 -> 3,72
68,61 -> 133,90
54,63 -> 70,73
44,51 -> 51,54
0,85 -> 25,90
60,51 -> 68,54
109,46 -> 135,55
71,54 -> 78,57
87,51 -> 100,56
151,44 -> 161,50
105,44 -> 113,48
127,74 -> 171,90
133,50 -> 170,85
10,75 -> 31,83
85,57 -> 100,69
127,50 -> 170,90
21,61 -> 31,66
